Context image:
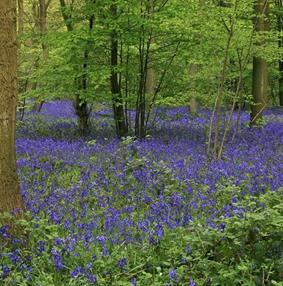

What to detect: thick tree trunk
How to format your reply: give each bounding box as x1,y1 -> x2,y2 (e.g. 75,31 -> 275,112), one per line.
251,0 -> 269,124
0,0 -> 23,214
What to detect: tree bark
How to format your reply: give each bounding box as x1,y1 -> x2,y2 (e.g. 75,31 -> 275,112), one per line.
145,62 -> 155,95
188,63 -> 199,115
251,0 -> 269,124
276,0 -> 283,106
39,0 -> 49,61
145,0 -> 155,95
279,60 -> 283,106
31,0 -> 50,111
18,0 -> 26,118
59,0 -> 92,136
18,0 -> 24,37
111,3 -> 128,138
0,0 -> 23,214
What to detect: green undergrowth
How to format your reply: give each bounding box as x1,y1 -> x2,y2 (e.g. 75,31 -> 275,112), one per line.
1,190 -> 282,286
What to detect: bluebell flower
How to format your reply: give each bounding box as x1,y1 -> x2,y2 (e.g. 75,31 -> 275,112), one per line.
0,226 -> 9,239
87,273 -> 97,284
155,224 -> 164,239
51,249 -> 64,270
96,235 -> 106,245
131,277 -> 137,286
70,266 -> 84,278
1,265 -> 10,278
54,237 -> 63,246
102,245 -> 109,258
185,245 -> 191,255
169,268 -> 178,281
38,241 -> 45,253
117,258 -> 128,270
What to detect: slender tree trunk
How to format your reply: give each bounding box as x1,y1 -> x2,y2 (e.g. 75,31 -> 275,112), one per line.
31,0 -> 50,111
39,0 -> 49,61
36,0 -> 50,111
251,0 -> 269,124
145,63 -> 155,95
188,63 -> 199,115
59,0 -> 92,136
18,0 -> 26,118
111,3 -> 128,138
135,1 -> 152,139
276,0 -> 283,106
74,15 -> 94,136
59,0 -> 73,32
145,0 -> 155,96
207,0 -> 239,158
0,0 -> 23,214
251,57 -> 268,122
135,32 -> 147,139
74,93 -> 91,136
18,0 -> 24,36
145,37 -> 156,96
213,29 -> 233,157
279,61 -> 283,106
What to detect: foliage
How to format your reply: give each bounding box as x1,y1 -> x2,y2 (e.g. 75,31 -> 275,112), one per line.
18,0 -> 283,134
2,0 -> 283,283
1,189 -> 282,285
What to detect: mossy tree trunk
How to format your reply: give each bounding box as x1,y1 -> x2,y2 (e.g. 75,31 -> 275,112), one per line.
251,0 -> 269,124
0,0 -> 24,214
275,0 -> 283,106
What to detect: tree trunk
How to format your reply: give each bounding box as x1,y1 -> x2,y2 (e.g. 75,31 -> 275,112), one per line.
279,61 -> 283,106
74,93 -> 91,136
251,57 -> 268,122
32,0 -> 50,112
111,3 -> 128,138
0,0 -> 23,214
188,63 -> 199,115
145,0 -> 155,96
276,0 -> 283,106
251,0 -> 269,124
135,2 -> 153,139
18,0 -> 24,36
146,64 -> 155,95
18,0 -> 26,118
74,16 -> 94,137
59,0 -> 92,136
39,0 -> 49,60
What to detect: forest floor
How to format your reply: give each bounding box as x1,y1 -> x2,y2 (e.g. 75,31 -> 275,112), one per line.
2,101 -> 283,285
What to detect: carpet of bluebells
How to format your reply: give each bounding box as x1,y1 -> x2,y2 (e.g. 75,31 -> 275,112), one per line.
1,100 -> 283,285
